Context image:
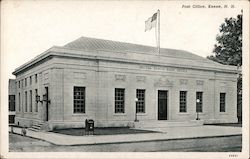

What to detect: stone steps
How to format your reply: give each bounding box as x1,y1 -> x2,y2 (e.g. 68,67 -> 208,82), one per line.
27,127 -> 39,132
27,123 -> 45,132
134,120 -> 204,128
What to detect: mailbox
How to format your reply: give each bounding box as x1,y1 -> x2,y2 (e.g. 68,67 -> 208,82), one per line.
85,119 -> 94,135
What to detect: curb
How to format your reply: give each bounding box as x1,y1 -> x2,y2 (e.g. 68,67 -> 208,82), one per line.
9,130 -> 242,146
54,134 -> 243,146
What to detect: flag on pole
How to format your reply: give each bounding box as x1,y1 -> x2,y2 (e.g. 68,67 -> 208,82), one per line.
145,12 -> 158,32
145,10 -> 160,54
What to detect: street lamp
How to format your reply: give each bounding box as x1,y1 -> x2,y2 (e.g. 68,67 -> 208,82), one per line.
42,94 -> 50,104
196,99 -> 200,120
134,98 -> 139,122
36,94 -> 50,104
36,95 -> 43,103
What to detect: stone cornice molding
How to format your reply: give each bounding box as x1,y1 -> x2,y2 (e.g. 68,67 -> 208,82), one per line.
13,46 -> 239,76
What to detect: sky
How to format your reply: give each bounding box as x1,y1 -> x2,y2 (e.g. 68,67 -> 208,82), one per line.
1,0 -> 243,80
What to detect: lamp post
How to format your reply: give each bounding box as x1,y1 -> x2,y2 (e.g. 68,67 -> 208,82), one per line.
36,94 -> 51,103
36,95 -> 42,103
196,99 -> 200,120
134,98 -> 139,122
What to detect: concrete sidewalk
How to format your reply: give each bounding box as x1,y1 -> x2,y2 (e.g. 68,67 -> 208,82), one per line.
9,126 -> 242,146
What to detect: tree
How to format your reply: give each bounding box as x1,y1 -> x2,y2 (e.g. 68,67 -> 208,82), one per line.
207,14 -> 242,66
207,14 -> 242,122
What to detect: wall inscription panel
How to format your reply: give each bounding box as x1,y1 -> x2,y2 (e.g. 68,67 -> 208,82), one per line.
180,79 -> 188,85
136,76 -> 146,82
154,76 -> 173,87
139,65 -> 187,72
74,72 -> 87,79
196,80 -> 204,85
115,74 -> 126,81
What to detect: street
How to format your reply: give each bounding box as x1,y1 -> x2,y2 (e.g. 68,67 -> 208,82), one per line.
9,133 -> 241,152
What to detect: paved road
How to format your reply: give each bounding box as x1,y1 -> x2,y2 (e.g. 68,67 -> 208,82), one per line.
9,133 -> 241,152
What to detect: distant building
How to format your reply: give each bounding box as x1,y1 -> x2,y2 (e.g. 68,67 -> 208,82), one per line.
237,66 -> 242,123
12,37 -> 238,130
9,79 -> 16,124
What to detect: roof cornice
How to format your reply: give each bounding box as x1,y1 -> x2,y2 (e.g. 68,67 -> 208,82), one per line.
13,46 -> 238,76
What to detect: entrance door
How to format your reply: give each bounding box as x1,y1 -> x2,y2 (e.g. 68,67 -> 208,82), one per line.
45,87 -> 49,121
158,90 -> 168,120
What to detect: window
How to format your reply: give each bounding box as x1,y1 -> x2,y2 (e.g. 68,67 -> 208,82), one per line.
25,91 -> 27,112
35,74 -> 38,83
35,89 -> 38,112
73,86 -> 85,113
136,89 -> 145,113
18,81 -> 20,88
18,93 -> 21,112
115,88 -> 125,113
9,95 -> 15,111
30,90 -> 32,112
179,91 -> 187,112
196,92 -> 203,112
25,78 -> 27,87
220,93 -> 226,112
30,76 -> 32,85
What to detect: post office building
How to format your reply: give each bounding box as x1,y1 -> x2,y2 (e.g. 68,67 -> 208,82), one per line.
12,37 -> 238,130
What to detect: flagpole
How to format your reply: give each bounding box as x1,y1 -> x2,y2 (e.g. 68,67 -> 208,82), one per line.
158,9 -> 160,54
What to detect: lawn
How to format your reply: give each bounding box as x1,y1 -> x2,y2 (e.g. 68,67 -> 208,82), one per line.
52,127 -> 159,136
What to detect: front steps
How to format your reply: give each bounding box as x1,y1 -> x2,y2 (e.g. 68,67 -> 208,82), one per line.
28,123 -> 44,132
134,120 -> 204,128
28,122 -> 49,132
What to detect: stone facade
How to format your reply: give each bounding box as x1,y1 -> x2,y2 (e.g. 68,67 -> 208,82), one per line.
13,37 -> 238,130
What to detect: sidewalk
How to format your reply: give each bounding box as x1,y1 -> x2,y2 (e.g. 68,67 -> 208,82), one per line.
9,126 -> 242,146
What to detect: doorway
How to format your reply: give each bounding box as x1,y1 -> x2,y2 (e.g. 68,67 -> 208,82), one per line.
158,90 -> 168,120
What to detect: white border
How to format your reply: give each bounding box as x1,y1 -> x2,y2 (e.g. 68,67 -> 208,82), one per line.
1,0 -> 249,159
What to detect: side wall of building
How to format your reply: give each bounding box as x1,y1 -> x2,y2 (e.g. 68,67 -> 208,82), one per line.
14,58 -> 54,127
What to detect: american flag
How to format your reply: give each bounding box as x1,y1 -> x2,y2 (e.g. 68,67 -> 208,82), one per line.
145,12 -> 158,32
